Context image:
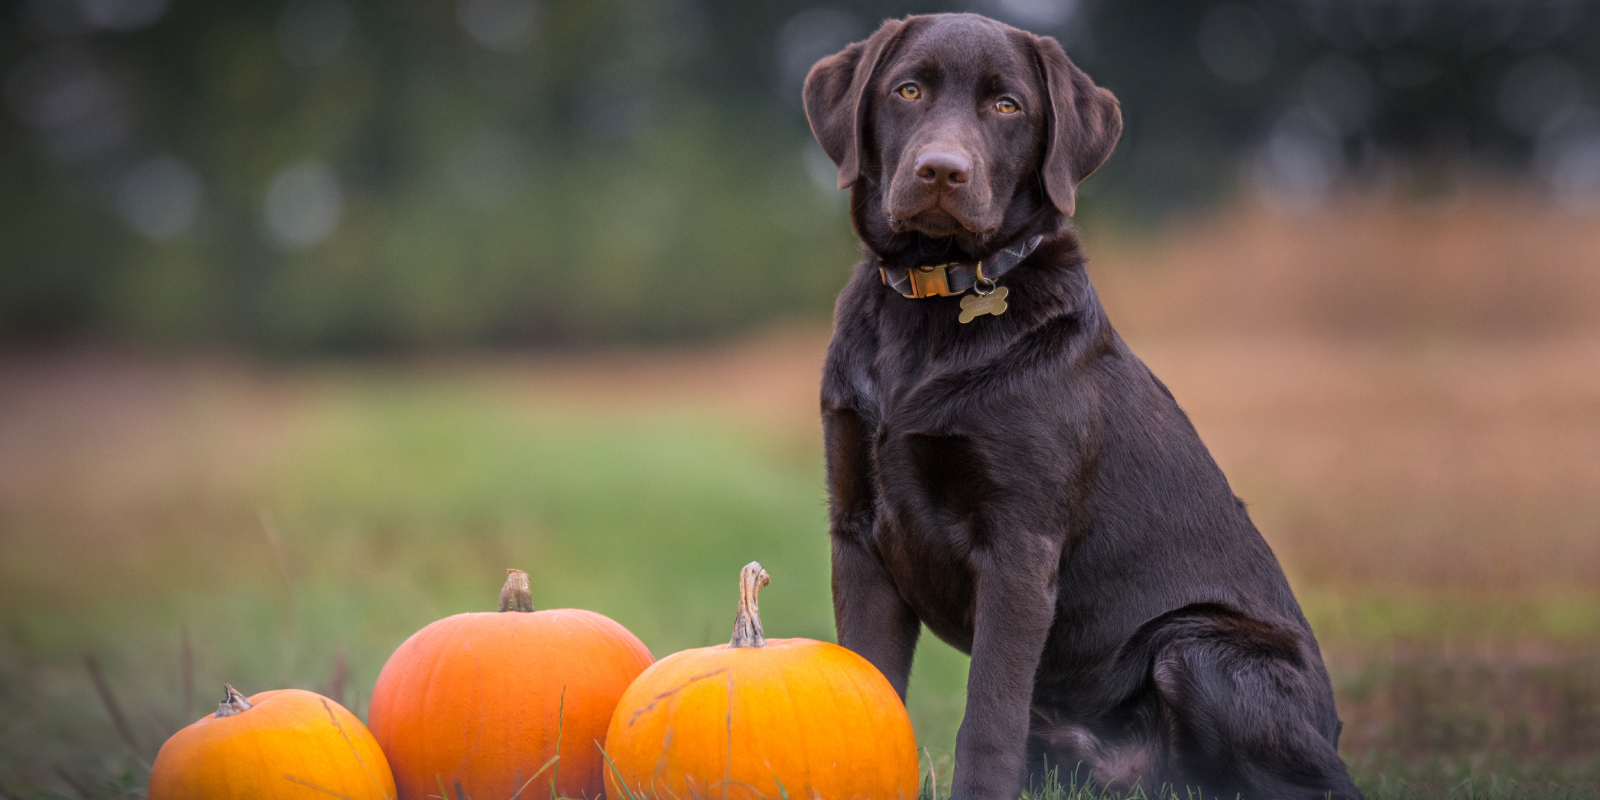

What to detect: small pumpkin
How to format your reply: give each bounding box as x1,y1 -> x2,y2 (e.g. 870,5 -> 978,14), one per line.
368,568 -> 654,800
604,562 -> 920,800
149,685 -> 396,800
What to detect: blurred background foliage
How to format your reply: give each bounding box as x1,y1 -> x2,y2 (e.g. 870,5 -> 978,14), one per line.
3,0 -> 1599,351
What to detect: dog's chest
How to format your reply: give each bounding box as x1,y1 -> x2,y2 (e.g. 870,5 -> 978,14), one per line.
849,363 -> 1000,641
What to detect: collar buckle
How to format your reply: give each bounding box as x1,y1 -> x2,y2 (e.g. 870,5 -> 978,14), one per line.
907,263 -> 952,298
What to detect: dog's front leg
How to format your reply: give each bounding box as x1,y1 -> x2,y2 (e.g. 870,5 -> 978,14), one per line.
826,406 -> 921,698
832,534 -> 920,697
953,533 -> 1061,800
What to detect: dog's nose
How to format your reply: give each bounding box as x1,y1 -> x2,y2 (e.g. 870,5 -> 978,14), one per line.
914,151 -> 972,189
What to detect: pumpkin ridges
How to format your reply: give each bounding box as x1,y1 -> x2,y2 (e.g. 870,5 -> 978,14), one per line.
826,651 -> 883,793
605,564 -> 919,800
767,642 -> 885,798
606,648 -> 707,796
834,645 -> 920,793
372,622 -> 449,792
528,610 -> 653,789
772,648 -> 823,793
379,617 -> 494,794
316,692 -> 399,799
369,572 -> 653,800
610,638 -> 919,800
260,690 -> 396,798
151,688 -> 395,800
743,650 -> 802,799
278,703 -> 376,799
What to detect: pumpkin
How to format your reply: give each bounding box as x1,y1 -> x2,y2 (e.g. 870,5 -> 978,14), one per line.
149,685 -> 396,800
368,568 -> 654,800
603,562 -> 920,800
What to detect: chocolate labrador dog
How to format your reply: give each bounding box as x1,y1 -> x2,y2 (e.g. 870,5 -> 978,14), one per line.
803,13 -> 1360,800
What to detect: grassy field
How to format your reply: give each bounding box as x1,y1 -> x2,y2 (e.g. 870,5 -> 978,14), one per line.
2,196 -> 1599,798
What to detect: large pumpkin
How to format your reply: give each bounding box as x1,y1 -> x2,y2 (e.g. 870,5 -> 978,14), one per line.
604,562 -> 921,800
368,568 -> 653,800
149,685 -> 396,799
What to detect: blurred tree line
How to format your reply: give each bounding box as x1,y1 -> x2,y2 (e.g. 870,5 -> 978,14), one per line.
2,0 -> 1597,351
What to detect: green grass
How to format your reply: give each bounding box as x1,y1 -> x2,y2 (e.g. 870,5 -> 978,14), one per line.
0,371 -> 1596,798
0,376 -> 974,796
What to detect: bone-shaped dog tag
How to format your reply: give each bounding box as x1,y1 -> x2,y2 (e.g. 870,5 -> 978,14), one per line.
959,285 -> 1009,323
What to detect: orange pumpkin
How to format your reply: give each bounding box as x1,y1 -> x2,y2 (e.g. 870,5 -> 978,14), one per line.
368,568 -> 653,800
149,685 -> 396,800
603,562 -> 921,800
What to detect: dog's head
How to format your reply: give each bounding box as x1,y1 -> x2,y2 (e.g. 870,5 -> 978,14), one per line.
804,13 -> 1121,262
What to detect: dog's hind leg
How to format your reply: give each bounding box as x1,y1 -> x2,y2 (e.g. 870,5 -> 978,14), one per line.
1148,610 -> 1361,800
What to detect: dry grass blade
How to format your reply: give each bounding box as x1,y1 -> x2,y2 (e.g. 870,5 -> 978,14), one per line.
327,646 -> 348,705
52,767 -> 89,798
548,686 -> 564,800
598,744 -> 646,800
83,655 -> 139,754
179,625 -> 194,720
258,508 -> 294,590
508,754 -> 560,800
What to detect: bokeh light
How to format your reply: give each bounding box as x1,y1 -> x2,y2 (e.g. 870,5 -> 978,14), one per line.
1535,106 -> 1600,211
1301,54 -> 1373,135
264,160 -> 343,250
275,0 -> 356,69
5,47 -> 132,163
446,127 -> 532,208
456,0 -> 539,53
1251,105 -> 1343,211
981,0 -> 1080,30
23,0 -> 170,35
776,7 -> 864,103
73,0 -> 171,31
115,154 -> 203,240
1498,54 -> 1585,137
1198,3 -> 1274,85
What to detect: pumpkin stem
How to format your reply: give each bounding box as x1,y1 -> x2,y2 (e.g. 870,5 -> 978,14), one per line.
729,561 -> 770,648
214,684 -> 253,718
499,569 -> 534,612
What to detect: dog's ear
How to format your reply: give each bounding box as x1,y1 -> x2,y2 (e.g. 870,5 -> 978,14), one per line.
803,18 -> 908,190
1031,34 -> 1122,216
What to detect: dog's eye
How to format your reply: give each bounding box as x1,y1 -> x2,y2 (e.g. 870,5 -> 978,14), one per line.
995,98 -> 1020,114
896,83 -> 921,100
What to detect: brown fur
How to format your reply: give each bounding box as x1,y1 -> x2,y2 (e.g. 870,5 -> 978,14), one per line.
804,13 -> 1361,800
